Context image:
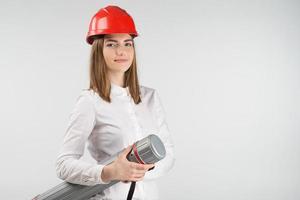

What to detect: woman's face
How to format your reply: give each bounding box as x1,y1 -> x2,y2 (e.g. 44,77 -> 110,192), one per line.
103,33 -> 134,74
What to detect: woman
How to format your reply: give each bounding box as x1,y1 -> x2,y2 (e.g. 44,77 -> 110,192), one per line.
55,5 -> 175,200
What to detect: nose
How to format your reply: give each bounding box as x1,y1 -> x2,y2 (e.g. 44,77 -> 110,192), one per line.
115,45 -> 126,56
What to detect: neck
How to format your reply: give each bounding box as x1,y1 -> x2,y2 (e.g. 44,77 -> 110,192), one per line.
108,71 -> 125,87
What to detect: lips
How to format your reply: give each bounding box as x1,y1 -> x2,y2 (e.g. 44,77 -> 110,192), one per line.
114,59 -> 128,63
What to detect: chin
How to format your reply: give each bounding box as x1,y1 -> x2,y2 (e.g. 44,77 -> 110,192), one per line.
116,66 -> 131,72
110,68 -> 130,74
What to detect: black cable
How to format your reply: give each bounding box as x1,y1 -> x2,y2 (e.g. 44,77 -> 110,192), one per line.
126,181 -> 136,200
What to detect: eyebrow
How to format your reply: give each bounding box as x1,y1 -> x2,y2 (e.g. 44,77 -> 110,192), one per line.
104,39 -> 133,43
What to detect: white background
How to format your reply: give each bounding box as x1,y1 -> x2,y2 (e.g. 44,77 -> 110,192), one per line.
0,0 -> 299,199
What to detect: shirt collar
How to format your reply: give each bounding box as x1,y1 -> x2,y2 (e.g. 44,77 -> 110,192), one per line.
110,82 -> 130,96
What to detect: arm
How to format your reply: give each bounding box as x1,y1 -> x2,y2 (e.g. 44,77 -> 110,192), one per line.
144,90 -> 176,181
55,92 -> 110,186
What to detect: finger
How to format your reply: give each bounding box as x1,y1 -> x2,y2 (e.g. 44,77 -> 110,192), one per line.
133,163 -> 155,171
130,174 -> 144,181
134,164 -> 147,170
146,164 -> 155,169
122,180 -> 130,183
121,145 -> 132,158
132,169 -> 146,176
133,176 -> 144,182
134,174 -> 145,180
134,163 -> 152,170
142,164 -> 155,171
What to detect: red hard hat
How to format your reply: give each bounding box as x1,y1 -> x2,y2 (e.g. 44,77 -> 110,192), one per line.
86,5 -> 138,45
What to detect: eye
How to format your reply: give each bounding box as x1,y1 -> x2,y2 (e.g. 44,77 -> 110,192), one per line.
125,43 -> 133,47
106,43 -> 116,47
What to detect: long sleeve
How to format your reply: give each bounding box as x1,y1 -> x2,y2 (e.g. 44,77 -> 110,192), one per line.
55,92 -> 110,186
144,90 -> 176,181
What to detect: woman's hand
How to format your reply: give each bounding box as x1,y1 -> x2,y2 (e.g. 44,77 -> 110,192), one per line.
101,145 -> 155,183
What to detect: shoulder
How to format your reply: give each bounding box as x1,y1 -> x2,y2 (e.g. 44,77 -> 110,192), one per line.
77,89 -> 97,100
139,85 -> 166,115
140,85 -> 156,97
73,89 -> 99,110
139,85 -> 163,104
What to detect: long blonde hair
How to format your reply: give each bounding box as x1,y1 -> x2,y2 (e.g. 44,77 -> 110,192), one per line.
89,35 -> 141,104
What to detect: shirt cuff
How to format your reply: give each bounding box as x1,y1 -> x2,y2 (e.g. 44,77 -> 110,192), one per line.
95,164 -> 112,184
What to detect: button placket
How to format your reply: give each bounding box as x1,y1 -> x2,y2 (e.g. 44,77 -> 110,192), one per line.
127,98 -> 142,139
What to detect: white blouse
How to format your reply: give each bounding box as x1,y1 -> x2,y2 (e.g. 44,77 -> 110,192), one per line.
55,83 -> 175,200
